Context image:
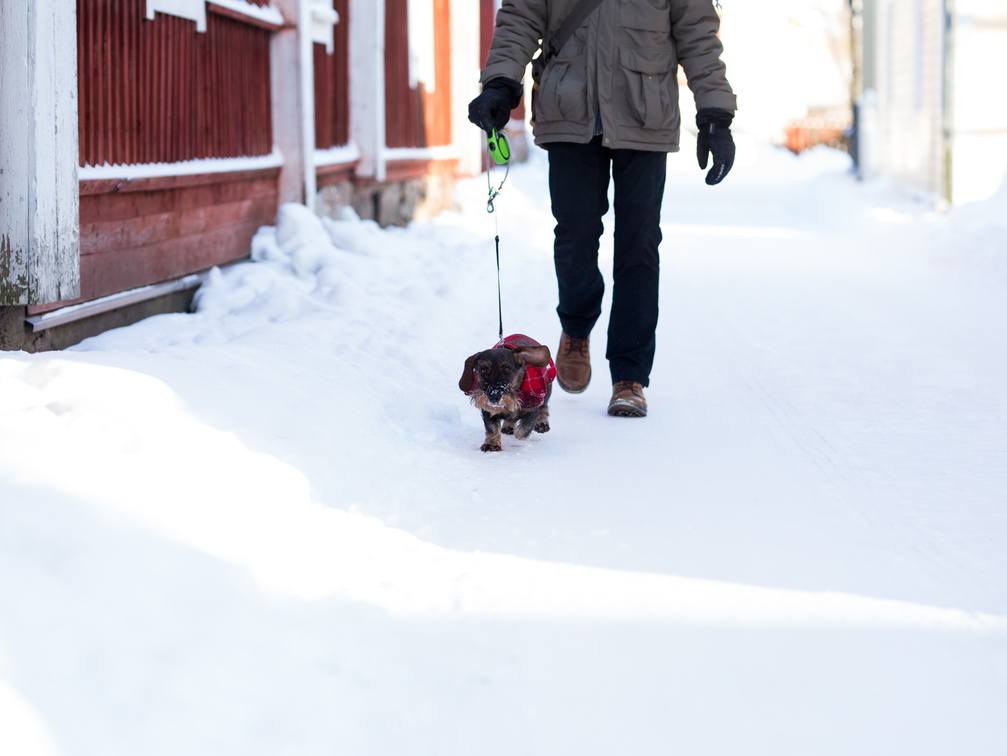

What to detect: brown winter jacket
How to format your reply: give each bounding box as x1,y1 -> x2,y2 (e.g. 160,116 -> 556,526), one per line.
480,0 -> 737,152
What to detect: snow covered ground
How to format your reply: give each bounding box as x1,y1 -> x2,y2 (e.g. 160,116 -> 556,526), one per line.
2,135 -> 1006,755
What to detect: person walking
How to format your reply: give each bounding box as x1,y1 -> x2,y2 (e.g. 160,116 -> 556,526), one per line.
468,0 -> 736,417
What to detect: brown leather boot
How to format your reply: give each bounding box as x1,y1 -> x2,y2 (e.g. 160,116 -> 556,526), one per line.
555,332 -> 591,393
608,380 -> 647,417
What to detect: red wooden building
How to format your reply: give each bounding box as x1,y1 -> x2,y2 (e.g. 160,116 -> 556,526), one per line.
1,0 -> 507,351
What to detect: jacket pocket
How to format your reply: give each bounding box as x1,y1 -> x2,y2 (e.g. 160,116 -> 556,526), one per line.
618,0 -> 671,32
532,46 -> 589,124
617,47 -> 675,130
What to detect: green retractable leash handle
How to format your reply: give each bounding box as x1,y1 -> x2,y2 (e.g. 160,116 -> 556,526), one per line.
487,128 -> 511,165
485,129 -> 511,213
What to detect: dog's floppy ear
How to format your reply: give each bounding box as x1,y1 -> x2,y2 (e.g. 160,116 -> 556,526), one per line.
459,353 -> 481,392
513,344 -> 552,369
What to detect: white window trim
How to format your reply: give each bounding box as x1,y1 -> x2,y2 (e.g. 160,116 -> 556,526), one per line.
311,0 -> 340,54
146,0 -> 208,32
147,1 -> 286,33
209,0 -> 286,27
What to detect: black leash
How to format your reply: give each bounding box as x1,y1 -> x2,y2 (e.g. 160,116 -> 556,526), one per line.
485,129 -> 511,344
494,231 -> 504,344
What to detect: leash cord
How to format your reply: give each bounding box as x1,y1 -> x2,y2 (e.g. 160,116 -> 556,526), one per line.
486,139 -> 510,343
495,231 -> 503,343
485,159 -> 509,213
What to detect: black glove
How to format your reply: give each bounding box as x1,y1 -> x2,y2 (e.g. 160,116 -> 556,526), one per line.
467,77 -> 523,134
696,108 -> 736,185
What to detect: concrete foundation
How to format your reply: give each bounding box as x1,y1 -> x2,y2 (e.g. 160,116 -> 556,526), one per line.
316,171 -> 457,227
0,286 -> 197,353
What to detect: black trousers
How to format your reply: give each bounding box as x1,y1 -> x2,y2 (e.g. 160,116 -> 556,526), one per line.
547,136 -> 667,387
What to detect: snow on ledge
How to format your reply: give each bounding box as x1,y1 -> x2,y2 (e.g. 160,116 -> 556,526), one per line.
208,0 -> 285,27
314,143 -> 361,167
382,145 -> 461,163
80,150 -> 285,181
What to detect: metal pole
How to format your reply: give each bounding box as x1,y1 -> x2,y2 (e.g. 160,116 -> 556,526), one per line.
942,0 -> 955,205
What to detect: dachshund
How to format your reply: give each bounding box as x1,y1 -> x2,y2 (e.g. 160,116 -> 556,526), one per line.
459,334 -> 556,452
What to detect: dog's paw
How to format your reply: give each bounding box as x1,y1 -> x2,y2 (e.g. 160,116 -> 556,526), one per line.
534,421 -> 550,434
480,441 -> 503,452
501,423 -> 516,435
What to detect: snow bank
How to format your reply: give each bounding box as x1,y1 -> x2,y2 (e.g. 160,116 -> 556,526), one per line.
2,142 -> 1005,756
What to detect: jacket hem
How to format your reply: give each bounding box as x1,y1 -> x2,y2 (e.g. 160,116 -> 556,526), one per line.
533,132 -> 682,153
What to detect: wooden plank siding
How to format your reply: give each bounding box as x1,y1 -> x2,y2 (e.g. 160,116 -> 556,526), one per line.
39,1 -> 283,316
384,0 -> 452,149
429,0 -> 453,147
78,171 -> 280,254
77,0 -> 274,166
77,177 -> 275,304
314,0 -> 351,149
28,166 -> 280,315
480,0 -> 496,67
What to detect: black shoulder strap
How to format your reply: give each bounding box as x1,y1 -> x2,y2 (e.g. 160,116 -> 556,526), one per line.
545,0 -> 606,61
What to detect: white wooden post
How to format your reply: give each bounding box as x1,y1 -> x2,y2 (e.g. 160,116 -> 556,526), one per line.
299,0 -> 318,208
451,0 -> 485,178
271,0 -> 317,207
0,0 -> 80,306
350,0 -> 386,181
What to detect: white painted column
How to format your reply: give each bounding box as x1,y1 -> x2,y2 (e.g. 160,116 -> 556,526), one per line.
451,0 -> 485,177
0,0 -> 80,305
299,0 -> 318,207
271,0 -> 317,207
350,0 -> 387,181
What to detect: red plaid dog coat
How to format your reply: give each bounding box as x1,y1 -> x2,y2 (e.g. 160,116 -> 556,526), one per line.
467,334 -> 557,410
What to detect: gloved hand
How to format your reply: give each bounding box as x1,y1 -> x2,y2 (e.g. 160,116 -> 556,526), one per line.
468,77 -> 523,134
696,108 -> 736,185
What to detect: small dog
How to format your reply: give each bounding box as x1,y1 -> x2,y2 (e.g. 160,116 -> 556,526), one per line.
459,334 -> 557,452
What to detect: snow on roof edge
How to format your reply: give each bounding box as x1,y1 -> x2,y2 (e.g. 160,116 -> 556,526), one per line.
79,150 -> 285,181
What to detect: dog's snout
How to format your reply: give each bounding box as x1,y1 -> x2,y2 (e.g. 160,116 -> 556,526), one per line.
486,382 -> 508,401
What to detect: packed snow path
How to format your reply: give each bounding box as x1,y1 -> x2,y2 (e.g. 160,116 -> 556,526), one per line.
2,138 -> 1005,755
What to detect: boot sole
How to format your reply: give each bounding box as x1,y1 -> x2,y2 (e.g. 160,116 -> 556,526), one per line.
607,400 -> 647,417
557,377 -> 590,394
